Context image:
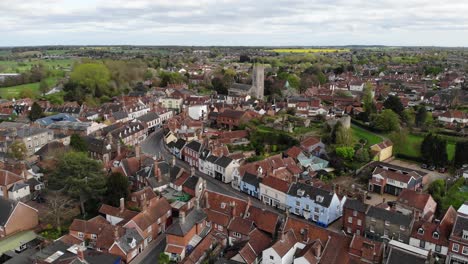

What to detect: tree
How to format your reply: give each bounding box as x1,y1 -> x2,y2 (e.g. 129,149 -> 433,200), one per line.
46,192 -> 74,231
70,134 -> 88,152
355,148 -> 370,162
158,253 -> 170,264
105,172 -> 130,207
18,88 -> 35,99
389,129 -> 408,152
453,141 -> 468,168
28,102 -> 44,121
335,126 -> 354,147
8,140 -> 27,160
39,79 -> 50,95
335,147 -> 355,160
67,63 -> 111,101
415,106 -> 427,127
420,133 -> 448,167
371,110 -> 400,132
383,95 -> 404,116
48,152 -> 106,217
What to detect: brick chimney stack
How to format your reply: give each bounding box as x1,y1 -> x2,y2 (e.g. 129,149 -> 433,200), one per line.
77,246 -> 86,262
120,198 -> 125,213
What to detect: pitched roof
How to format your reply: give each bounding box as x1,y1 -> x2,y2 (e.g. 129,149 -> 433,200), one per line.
99,204 -> 138,224
367,206 -> 413,226
215,156 -> 234,168
285,146 -> 303,159
301,137 -> 321,149
0,170 -> 23,187
397,189 -> 433,211
0,198 -> 17,226
271,230 -> 297,257
245,206 -> 279,235
261,176 -> 290,193
238,229 -> 272,264
241,173 -> 261,188
344,199 -> 368,213
288,182 -> 335,207
385,246 -> 427,264
228,217 -> 254,235
166,208 -> 207,236
185,140 -> 202,152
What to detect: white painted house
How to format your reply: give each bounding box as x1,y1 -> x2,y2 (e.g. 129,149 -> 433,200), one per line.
262,230 -> 305,264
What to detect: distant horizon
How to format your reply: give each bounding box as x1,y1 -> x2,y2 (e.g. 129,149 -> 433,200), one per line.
1,0 -> 468,47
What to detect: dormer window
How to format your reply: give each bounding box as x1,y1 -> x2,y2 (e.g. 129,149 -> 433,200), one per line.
418,228 -> 424,235
316,196 -> 324,203
463,230 -> 468,240
432,232 -> 439,239
297,189 -> 305,196
221,202 -> 226,209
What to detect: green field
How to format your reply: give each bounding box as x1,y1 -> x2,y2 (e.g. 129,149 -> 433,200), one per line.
393,133 -> 456,160
0,77 -> 58,99
268,48 -> 350,53
0,58 -> 75,73
351,125 -> 383,146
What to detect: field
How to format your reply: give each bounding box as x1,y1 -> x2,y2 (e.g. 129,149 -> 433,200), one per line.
0,58 -> 75,73
268,48 -> 350,53
0,77 -> 58,99
351,125 -> 383,146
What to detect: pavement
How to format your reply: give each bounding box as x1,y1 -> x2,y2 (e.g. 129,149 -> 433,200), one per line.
130,234 -> 166,264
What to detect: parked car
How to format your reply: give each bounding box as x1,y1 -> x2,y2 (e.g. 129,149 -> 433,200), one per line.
428,165 -> 436,171
438,167 -> 446,173
421,164 -> 428,169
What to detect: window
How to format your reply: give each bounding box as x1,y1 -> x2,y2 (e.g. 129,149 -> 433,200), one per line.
221,203 -> 226,209
435,245 -> 441,253
385,221 -> 390,226
91,234 -> 97,239
206,221 -> 211,227
218,225 -> 223,231
353,210 -> 357,217
418,228 -> 424,235
78,232 -> 84,238
314,207 -> 320,213
370,225 -> 375,233
432,232 -> 439,239
295,208 -> 300,214
463,231 -> 468,240
347,227 -> 352,233
357,219 -> 362,226
233,232 -> 242,238
305,204 -> 310,211
453,243 -> 459,252
384,229 -> 388,237
270,256 -> 274,260
296,201 -> 300,206
348,217 -> 353,224
356,229 -> 361,235
419,240 -> 425,248
400,225 -> 405,231
463,246 -> 468,255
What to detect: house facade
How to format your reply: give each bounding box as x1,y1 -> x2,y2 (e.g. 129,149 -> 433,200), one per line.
0,198 -> 38,238
259,177 -> 290,211
182,140 -> 203,168
286,182 -> 345,227
368,165 -> 424,196
365,206 -> 414,243
343,198 -> 368,236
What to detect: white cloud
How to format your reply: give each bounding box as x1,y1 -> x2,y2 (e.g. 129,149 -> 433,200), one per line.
0,0 -> 467,46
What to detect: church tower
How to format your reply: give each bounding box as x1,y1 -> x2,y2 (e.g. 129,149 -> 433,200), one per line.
252,64 -> 264,100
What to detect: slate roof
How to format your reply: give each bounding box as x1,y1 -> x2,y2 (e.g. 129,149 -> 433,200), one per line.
287,182 -> 334,207
137,112 -> 160,123
185,140 -> 202,152
0,198 -> 16,226
173,138 -> 187,150
385,246 -> 427,264
344,198 -> 368,213
206,155 -> 219,163
241,172 -> 261,188
166,209 -> 207,236
8,182 -> 29,192
214,156 -> 233,168
183,176 -> 199,191
117,228 -> 144,253
35,113 -> 78,126
452,213 -> 468,238
367,206 -> 413,226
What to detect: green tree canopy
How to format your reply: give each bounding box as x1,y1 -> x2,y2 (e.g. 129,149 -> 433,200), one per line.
70,134 -> 88,152
105,172 -> 130,207
371,109 -> 400,132
8,140 -> 27,160
28,102 -> 44,121
383,95 -> 404,116
420,133 -> 448,167
67,63 -> 111,101
48,151 -> 106,216
453,141 -> 468,168
415,106 -> 427,127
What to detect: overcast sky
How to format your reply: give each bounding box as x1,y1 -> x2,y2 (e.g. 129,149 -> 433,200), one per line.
1,0 -> 468,47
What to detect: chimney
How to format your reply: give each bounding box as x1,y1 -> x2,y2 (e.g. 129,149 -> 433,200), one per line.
172,156 -> 176,166
205,192 -> 210,208
313,243 -> 322,258
114,227 -> 120,242
180,211 -> 186,223
135,144 -> 141,158
117,141 -> 121,156
120,198 -> 125,212
231,201 -> 236,216
244,198 -> 252,218
141,194 -> 147,211
77,246 -> 86,262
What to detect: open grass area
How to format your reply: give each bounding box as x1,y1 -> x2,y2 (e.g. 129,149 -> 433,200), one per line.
441,178 -> 468,212
268,48 -> 350,53
0,77 -> 58,99
0,58 -> 75,73
393,133 -> 456,160
351,125 -> 383,146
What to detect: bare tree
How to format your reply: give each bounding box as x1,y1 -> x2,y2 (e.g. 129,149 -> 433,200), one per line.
46,192 -> 74,231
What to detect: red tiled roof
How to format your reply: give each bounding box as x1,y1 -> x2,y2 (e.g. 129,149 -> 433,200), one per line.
285,146 -> 303,159
228,217 -> 254,235
397,189 -> 433,211
99,204 -> 139,223
245,206 -> 279,235
204,208 -> 230,227
261,176 -> 290,193
301,137 -> 321,149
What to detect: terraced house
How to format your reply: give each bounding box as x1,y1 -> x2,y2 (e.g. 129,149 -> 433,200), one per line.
286,182 -> 345,227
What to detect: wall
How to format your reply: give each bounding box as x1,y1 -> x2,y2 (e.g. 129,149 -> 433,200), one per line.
5,203 -> 38,236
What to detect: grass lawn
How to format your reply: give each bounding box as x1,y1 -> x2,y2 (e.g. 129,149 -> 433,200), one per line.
393,133 -> 456,160
441,178 -> 468,211
351,125 -> 383,146
0,77 -> 58,99
0,58 -> 75,73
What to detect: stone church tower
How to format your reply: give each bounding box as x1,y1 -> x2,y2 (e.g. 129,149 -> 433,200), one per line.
252,64 -> 264,99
